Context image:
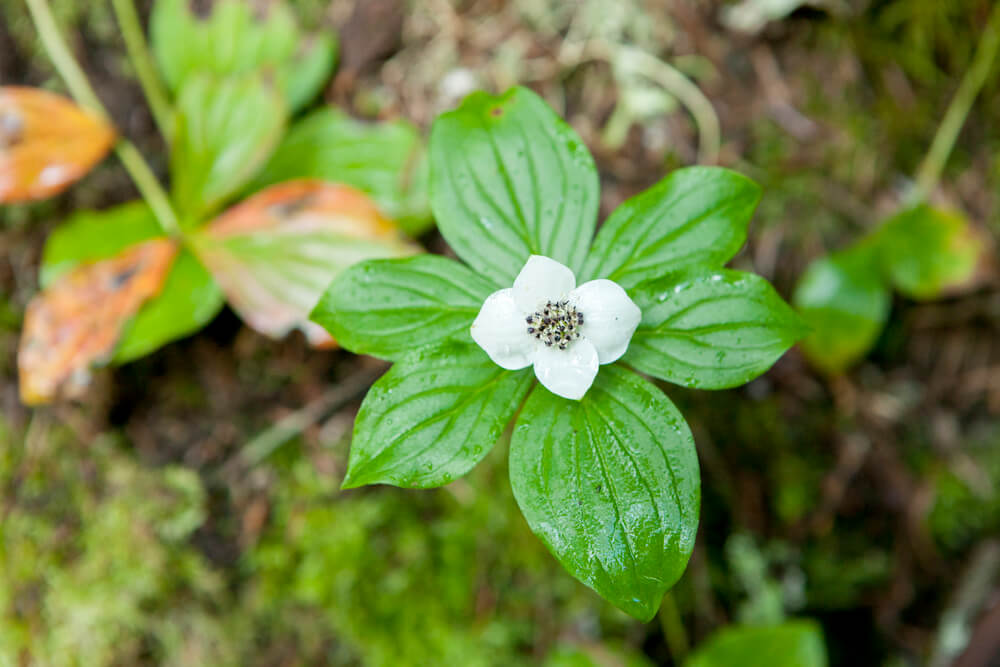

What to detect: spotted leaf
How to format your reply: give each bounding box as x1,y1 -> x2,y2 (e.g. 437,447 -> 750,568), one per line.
192,180 -> 420,346
18,240 -> 177,405
0,87 -> 115,203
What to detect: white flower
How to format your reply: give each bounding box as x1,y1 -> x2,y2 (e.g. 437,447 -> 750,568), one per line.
470,255 -> 642,400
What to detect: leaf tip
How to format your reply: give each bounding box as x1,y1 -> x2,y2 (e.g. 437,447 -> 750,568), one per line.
785,306 -> 813,342
339,470 -> 365,490
341,455 -> 382,490
626,599 -> 661,624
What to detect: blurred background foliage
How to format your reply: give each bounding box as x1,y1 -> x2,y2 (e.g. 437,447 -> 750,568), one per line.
2,0 -> 1000,664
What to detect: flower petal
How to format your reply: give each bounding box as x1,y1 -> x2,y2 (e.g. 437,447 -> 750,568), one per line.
512,255 -> 576,314
533,338 -> 599,400
471,288 -> 535,370
571,279 -> 642,364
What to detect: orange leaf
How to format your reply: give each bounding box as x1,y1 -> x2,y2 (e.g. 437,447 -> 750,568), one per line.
0,87 -> 116,203
194,180 -> 421,346
18,240 -> 177,405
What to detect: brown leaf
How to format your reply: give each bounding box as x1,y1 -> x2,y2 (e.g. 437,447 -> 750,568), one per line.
18,240 -> 177,405
0,86 -> 116,203
194,180 -> 421,346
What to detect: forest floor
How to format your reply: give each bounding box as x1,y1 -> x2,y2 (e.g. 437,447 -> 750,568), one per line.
2,0 -> 1000,665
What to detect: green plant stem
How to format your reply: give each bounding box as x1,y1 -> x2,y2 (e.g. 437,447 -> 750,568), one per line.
24,0 -> 180,238
23,0 -> 104,113
659,591 -> 690,662
111,0 -> 173,139
914,3 -> 1000,201
115,142 -> 179,236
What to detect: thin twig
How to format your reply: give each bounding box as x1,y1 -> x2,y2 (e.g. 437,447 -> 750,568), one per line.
555,27 -> 722,165
238,364 -> 388,469
614,46 -> 722,165
930,540 -> 1000,667
24,0 -> 180,238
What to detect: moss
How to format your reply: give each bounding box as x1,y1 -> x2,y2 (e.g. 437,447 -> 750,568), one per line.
242,445 -> 644,665
0,418 -> 239,666
927,430 -> 1000,553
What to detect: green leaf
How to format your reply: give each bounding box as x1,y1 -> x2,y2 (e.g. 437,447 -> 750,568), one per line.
311,254 -> 493,360
251,109 -> 433,235
192,181 -> 419,346
510,365 -> 699,621
152,0 -> 293,90
342,343 -> 533,489
150,0 -> 337,112
875,204 -> 984,300
40,201 -> 163,287
281,34 -> 338,113
792,242 -> 890,375
625,270 -> 805,389
170,73 -> 287,224
685,621 -> 827,667
429,86 -> 600,286
582,167 -> 761,288
113,249 -> 225,363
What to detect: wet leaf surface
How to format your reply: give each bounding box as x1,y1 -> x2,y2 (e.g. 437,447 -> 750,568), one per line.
0,86 -> 115,203
18,240 -> 177,404
311,254 -> 493,360
193,180 -> 420,346
627,269 -> 806,389
510,366 -> 700,621
582,167 -> 761,288
342,342 -> 533,489
429,86 -> 600,286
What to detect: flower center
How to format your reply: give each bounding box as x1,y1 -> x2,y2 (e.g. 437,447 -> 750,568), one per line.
526,300 -> 584,350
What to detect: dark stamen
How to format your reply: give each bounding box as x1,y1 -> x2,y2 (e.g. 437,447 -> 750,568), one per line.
525,299 -> 584,352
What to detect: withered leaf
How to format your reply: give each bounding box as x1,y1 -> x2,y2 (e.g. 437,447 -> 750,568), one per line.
18,240 -> 177,405
193,180 -> 421,346
0,87 -> 116,203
